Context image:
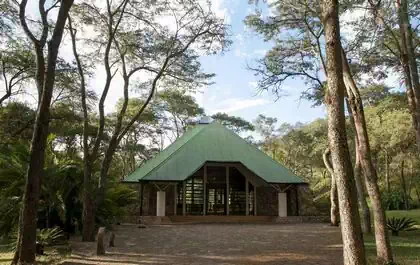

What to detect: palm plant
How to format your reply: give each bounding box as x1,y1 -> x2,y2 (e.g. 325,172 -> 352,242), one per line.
387,217 -> 417,236
36,227 -> 65,246
0,143 -> 28,239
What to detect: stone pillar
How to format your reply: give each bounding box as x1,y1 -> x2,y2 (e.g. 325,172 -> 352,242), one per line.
203,165 -> 207,215
157,191 -> 166,217
182,181 -> 186,216
226,166 -> 229,216
245,180 -> 249,216
278,192 -> 287,217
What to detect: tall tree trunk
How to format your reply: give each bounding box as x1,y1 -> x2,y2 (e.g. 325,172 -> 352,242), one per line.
385,150 -> 390,193
320,1 -> 366,264
347,99 -> 372,234
341,49 -> 393,264
396,0 -> 420,151
400,160 -> 409,210
354,145 -> 372,234
323,148 -> 339,226
16,1 -> 74,263
69,17 -> 96,242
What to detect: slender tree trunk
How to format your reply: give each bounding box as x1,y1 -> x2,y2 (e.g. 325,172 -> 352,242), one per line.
320,1 -> 366,264
347,99 -> 372,234
385,150 -> 390,193
81,167 -> 95,241
69,17 -> 96,242
341,49 -> 393,264
354,146 -> 372,234
400,160 -> 409,210
399,0 -> 420,105
323,148 -> 339,226
408,159 -> 414,201
396,0 -> 420,151
16,1 -> 74,263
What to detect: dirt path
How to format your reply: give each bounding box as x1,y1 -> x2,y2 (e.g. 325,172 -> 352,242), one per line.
63,223 -> 343,265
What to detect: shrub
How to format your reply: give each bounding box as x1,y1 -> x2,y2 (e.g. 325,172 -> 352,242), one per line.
37,227 -> 65,246
382,191 -> 405,210
386,217 -> 417,236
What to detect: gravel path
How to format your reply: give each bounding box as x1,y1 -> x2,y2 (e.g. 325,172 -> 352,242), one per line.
63,223 -> 343,265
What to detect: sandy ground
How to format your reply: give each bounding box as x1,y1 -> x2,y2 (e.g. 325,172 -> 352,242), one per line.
62,223 -> 344,265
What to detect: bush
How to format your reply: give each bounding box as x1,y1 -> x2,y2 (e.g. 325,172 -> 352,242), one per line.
36,227 -> 65,246
382,191 -> 406,210
386,217 -> 417,236
96,183 -> 138,227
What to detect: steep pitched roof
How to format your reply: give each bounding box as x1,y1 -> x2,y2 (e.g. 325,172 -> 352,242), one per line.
123,123 -> 304,183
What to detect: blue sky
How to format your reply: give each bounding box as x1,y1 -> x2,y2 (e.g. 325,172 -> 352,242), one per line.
19,0 -> 326,127
196,0 -> 326,125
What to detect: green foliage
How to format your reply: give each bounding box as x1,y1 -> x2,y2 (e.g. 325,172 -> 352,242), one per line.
0,143 -> 28,239
211,112 -> 255,133
96,183 -> 138,227
382,191 -> 407,211
36,227 -> 65,246
387,217 -> 417,236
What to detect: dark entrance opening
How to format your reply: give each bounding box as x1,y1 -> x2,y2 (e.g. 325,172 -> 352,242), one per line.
177,164 -> 256,216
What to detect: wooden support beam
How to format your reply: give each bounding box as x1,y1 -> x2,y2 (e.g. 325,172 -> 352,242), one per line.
182,180 -> 186,216
139,182 -> 144,219
174,183 -> 177,216
245,179 -> 249,216
254,184 -> 257,216
295,186 -> 299,216
203,165 -> 207,216
226,166 -> 230,216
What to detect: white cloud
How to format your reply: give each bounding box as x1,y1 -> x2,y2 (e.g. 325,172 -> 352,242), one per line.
248,81 -> 258,89
209,98 -> 269,114
210,0 -> 231,23
253,49 -> 267,56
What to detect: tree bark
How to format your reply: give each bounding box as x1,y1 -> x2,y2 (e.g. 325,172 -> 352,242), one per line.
400,160 -> 409,210
323,148 -> 339,226
385,150 -> 390,193
354,142 -> 372,234
320,1 -> 366,264
396,0 -> 420,151
346,99 -> 372,234
16,0 -> 74,263
68,17 -> 96,242
341,49 -> 393,264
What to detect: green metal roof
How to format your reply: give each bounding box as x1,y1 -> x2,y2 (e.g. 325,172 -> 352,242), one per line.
123,123 -> 304,183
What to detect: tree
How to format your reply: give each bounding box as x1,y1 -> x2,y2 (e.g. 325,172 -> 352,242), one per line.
246,0 -> 384,253
323,148 -> 339,226
0,41 -> 34,105
69,0 -> 229,241
211,112 -> 255,133
320,0 -> 366,264
158,89 -> 204,139
342,49 -> 393,263
365,0 -> 420,152
254,114 -> 279,157
11,0 -> 74,263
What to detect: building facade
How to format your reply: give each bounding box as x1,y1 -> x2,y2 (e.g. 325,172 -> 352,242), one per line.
124,122 -> 305,217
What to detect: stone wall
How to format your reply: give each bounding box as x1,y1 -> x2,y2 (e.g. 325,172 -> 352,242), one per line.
256,186 -> 278,216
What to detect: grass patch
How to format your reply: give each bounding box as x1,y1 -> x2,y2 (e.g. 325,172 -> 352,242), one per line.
0,244 -> 70,265
365,210 -> 420,265
387,209 -> 420,224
